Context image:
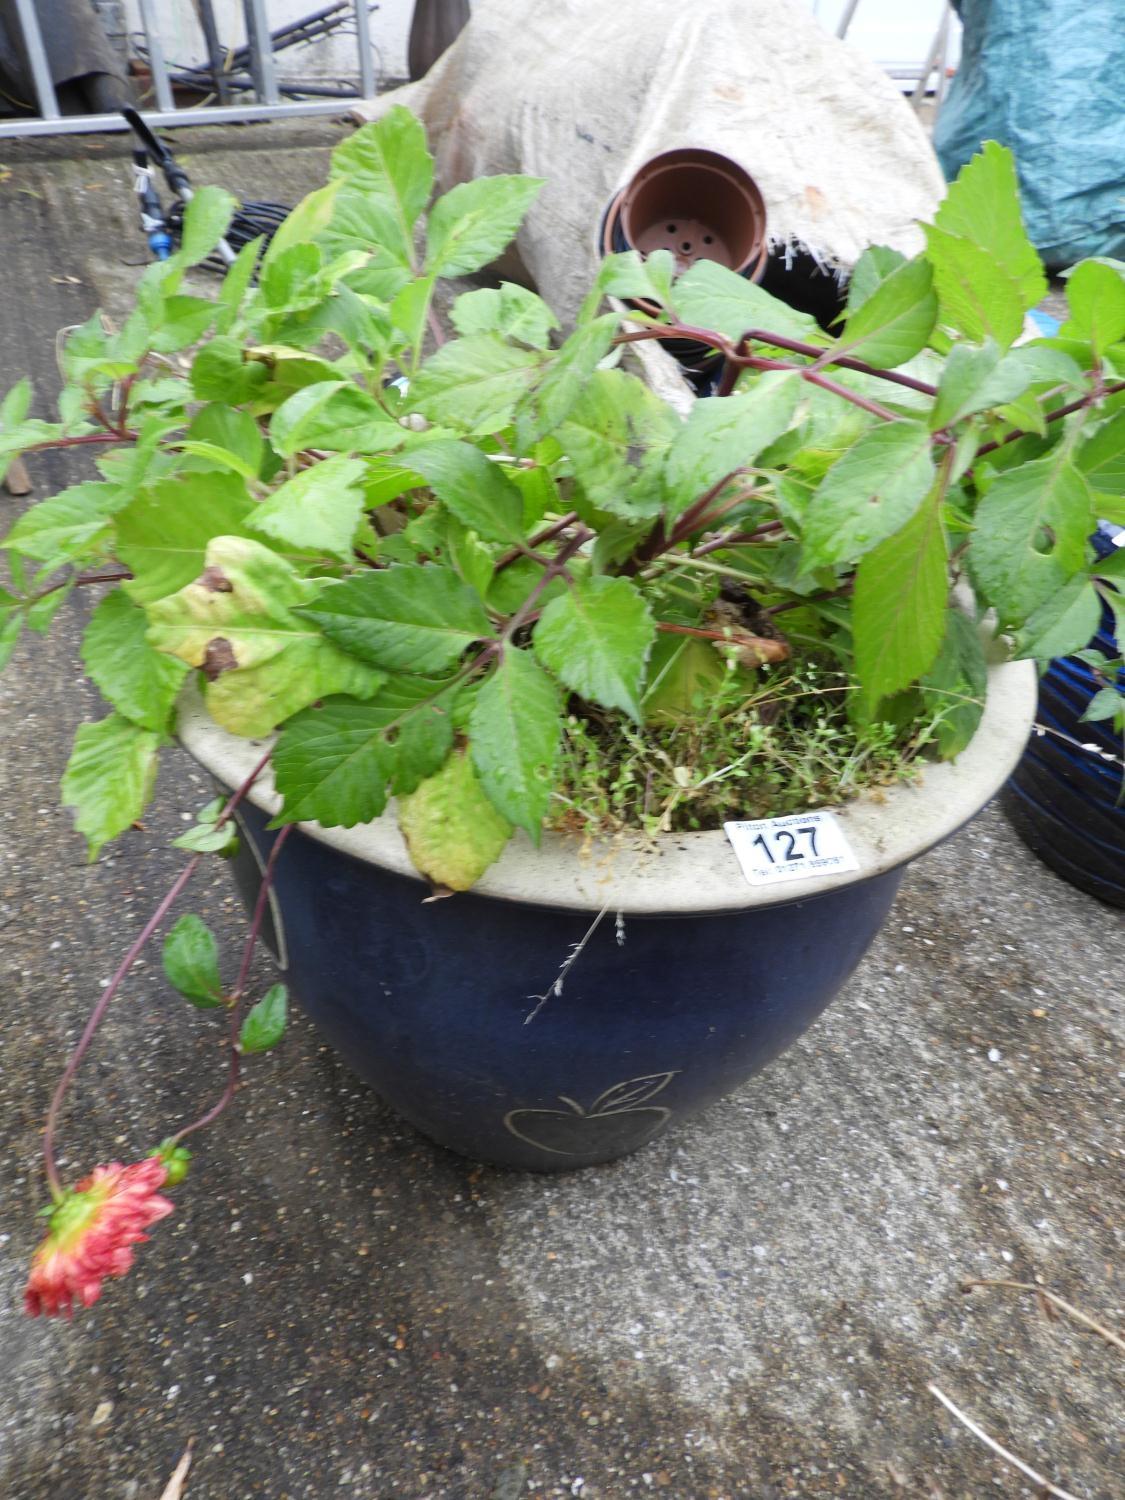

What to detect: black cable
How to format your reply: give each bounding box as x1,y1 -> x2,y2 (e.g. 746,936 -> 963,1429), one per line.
165,196 -> 291,271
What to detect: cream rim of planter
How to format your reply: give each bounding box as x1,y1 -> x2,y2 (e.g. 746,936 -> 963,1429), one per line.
177,653 -> 1037,917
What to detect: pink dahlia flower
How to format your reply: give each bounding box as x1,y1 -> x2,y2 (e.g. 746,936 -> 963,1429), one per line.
25,1158 -> 173,1317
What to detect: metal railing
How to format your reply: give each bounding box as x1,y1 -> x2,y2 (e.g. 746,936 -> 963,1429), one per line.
1,0 -> 378,138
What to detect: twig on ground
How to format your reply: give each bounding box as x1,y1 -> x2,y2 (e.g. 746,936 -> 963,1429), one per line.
961,1278 -> 1125,1355
158,1439 -> 194,1500
927,1384 -> 1081,1500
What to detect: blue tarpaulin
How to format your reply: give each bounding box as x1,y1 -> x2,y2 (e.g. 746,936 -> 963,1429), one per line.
935,0 -> 1125,269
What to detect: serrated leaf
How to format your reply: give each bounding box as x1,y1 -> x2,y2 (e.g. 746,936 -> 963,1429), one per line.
149,295 -> 217,355
162,914 -> 223,1007
81,590 -> 188,731
1075,408 -> 1125,496
269,379 -> 404,458
186,402 -> 266,477
802,420 -> 935,568
273,677 -> 456,826
3,481 -> 126,565
853,494 -> 948,708
1061,259 -> 1125,355
146,536 -> 385,737
426,175 -> 544,277
1015,575 -> 1102,660
1082,686 -> 1124,724
834,256 -> 937,368
410,335 -> 543,435
969,451 -> 1094,625
919,609 -> 987,757
215,235 -> 264,332
585,249 -> 676,317
407,441 -> 525,543
559,368 -> 679,520
248,453 -> 367,561
924,225 -> 1025,348
469,648 -> 561,837
319,192 -> 414,296
527,313 -> 619,438
260,181 -> 341,269
933,142 -> 1046,310
444,515 -> 495,597
673,258 -> 824,344
397,747 -> 512,890
298,563 -> 492,672
118,472 -> 255,604
664,373 -> 800,513
191,337 -> 270,403
932,342 -> 1081,430
534,575 -> 655,721
240,983 -> 288,1054
175,185 -> 236,267
61,713 -> 160,859
329,105 -> 433,241
844,246 -> 908,316
451,283 -> 559,348
171,820 -> 239,855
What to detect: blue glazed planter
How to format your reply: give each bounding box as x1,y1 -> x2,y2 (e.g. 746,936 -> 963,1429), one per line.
180,655 -> 1035,1171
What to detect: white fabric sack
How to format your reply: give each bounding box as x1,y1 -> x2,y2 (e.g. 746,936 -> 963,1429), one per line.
356,0 -> 945,324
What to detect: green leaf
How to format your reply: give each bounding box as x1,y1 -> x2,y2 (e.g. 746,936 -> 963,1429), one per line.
584,249 -> 676,317
451,283 -> 559,349
930,340 -> 1003,429
191,337 -> 270,404
146,536 -> 385,737
320,193 -> 414,297
298,563 -> 492,672
248,453 -> 367,561
269,380 -> 404,458
1075,408 -> 1125,497
1061,259 -> 1125,355
559,368 -> 679,520
162,914 -> 224,1007
834,257 -> 937,368
844,246 -> 907,316
273,677 -> 457,826
853,493 -> 948,708
215,235 -> 264,332
642,634 -> 727,722
919,609 -> 987,757
408,440 -> 527,544
397,747 -> 512,890
0,609 -> 21,671
172,819 -> 239,855
426,175 -> 544,277
673,258 -> 823,343
260,181 -> 341,270
175,185 -> 236,267
3,481 -> 126,565
148,295 -> 217,355
1015,574 -> 1102,660
444,515 -> 495,597
81,590 -> 188,732
802,420 -> 935,568
924,226 -> 1026,348
527,313 -> 619,438
259,243 -> 322,313
410,335 -> 543,434
240,983 -> 288,1054
186,402 -> 266,477
534,575 -> 655,721
61,713 -> 160,859
117,472 -> 255,604
664,372 -> 800,511
469,648 -> 561,838
1,377 -> 32,433
329,105 -> 433,243
1082,686 -> 1124,724
933,142 -> 1046,310
969,452 -> 1094,625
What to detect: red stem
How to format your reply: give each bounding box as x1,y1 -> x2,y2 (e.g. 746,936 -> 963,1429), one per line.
23,430 -> 138,453
171,822 -> 294,1146
41,747 -> 273,1200
974,379 -> 1125,458
495,511 -> 580,574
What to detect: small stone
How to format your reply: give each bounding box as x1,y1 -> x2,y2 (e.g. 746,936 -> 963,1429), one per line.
90,1400 -> 113,1428
987,1048 -> 1001,1062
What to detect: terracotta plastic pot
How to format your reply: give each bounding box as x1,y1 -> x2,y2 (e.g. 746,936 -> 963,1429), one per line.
179,655 -> 1036,1173
620,147 -> 768,279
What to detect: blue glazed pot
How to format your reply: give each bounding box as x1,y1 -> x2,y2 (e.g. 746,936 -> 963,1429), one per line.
180,656 -> 1035,1171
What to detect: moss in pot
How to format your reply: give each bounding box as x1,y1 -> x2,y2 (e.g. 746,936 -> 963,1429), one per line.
3,111 -> 1122,1314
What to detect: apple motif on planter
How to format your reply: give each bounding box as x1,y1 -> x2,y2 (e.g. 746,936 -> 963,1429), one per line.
504,1073 -> 679,1159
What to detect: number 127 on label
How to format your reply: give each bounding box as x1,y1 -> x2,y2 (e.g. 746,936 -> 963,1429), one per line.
752,824 -> 819,864
723,810 -> 860,887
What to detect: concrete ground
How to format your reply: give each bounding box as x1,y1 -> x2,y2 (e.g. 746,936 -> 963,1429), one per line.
0,122 -> 1121,1500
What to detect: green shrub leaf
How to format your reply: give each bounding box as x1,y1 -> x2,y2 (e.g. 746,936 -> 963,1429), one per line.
162,914 -> 224,1007
559,368 -> 678,519
81,590 -> 188,731
397,747 -> 512,890
425,175 -> 543,277
407,440 -> 525,544
410,335 -> 543,434
853,493 -> 948,709
117,472 -> 255,604
664,372 -> 800,511
240,983 -> 288,1054
534,576 -> 655,721
297,563 -> 492,673
248,453 -> 367,561
61,713 -> 160,859
451,283 -> 559,348
469,648 -> 561,837
802,420 -> 935,569
834,256 -> 937,368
